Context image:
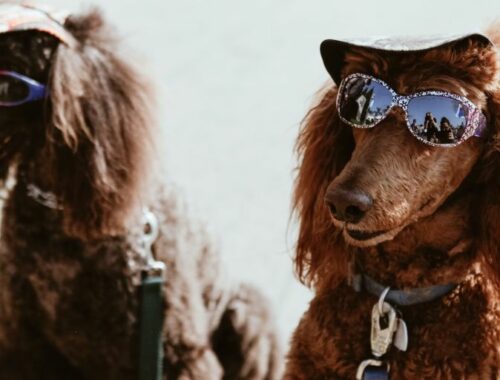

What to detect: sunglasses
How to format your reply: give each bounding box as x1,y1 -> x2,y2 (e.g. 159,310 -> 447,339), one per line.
336,73 -> 487,147
0,70 -> 46,106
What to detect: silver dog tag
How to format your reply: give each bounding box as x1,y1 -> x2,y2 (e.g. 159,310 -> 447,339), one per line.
394,318 -> 409,351
370,302 -> 398,357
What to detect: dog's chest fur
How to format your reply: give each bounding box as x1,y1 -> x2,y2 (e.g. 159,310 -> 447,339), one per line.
289,278 -> 499,379
0,185 -> 144,375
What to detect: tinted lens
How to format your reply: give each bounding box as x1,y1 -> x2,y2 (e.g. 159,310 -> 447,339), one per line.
339,76 -> 393,127
0,74 -> 29,104
407,96 -> 468,145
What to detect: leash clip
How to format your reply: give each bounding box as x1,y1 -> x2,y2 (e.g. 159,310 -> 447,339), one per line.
371,287 -> 398,357
138,209 -> 166,380
356,359 -> 389,380
141,209 -> 166,279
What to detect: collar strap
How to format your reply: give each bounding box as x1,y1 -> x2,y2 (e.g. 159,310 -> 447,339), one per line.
352,273 -> 457,306
26,182 -> 61,209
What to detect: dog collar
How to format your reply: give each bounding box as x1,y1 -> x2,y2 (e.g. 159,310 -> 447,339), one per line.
353,274 -> 457,380
25,181 -> 61,209
352,273 -> 457,306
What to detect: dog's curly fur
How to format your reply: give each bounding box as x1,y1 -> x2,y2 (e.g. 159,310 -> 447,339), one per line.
0,8 -> 282,380
285,29 -> 500,379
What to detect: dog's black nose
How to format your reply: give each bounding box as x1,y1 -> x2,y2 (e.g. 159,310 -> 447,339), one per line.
325,186 -> 373,224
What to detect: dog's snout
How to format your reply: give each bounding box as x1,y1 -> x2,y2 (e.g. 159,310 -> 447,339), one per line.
325,186 -> 373,224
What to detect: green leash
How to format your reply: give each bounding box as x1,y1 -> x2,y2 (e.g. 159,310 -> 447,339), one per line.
139,271 -> 165,380
138,210 -> 166,380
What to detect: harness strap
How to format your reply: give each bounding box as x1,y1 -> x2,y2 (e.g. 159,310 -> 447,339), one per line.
353,273 -> 457,306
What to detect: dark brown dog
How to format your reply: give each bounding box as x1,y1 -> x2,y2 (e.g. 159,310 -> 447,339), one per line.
285,29 -> 500,379
0,6 -> 282,380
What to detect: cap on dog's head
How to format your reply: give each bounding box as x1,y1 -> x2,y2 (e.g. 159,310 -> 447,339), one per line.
320,33 -> 494,85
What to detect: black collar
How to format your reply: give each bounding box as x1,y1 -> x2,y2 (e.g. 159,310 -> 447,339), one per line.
352,273 -> 457,306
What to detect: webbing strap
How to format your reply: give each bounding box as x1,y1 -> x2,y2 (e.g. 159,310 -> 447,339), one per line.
139,275 -> 165,380
353,273 -> 457,306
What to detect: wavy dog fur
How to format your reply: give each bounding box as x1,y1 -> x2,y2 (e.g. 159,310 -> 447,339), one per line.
0,8 -> 282,380
286,29 -> 500,379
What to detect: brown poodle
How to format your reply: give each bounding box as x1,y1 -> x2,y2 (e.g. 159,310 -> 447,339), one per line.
285,29 -> 500,379
0,4 -> 282,379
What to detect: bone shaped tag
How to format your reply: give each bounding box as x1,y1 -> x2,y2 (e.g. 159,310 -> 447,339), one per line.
394,318 -> 409,351
370,302 -> 398,357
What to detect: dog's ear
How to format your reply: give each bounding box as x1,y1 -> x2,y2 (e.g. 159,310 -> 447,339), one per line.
46,9 -> 152,240
477,89 -> 500,290
293,85 -> 354,290
474,25 -> 500,289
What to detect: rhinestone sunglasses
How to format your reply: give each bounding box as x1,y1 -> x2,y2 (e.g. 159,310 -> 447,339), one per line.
336,73 -> 487,147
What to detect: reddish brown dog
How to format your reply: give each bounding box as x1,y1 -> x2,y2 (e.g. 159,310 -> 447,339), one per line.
285,28 -> 500,379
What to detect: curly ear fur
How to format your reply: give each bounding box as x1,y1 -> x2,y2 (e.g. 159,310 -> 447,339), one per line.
477,92 -> 500,290
293,86 -> 354,290
476,25 -> 500,289
46,9 -> 153,240
472,25 -> 500,290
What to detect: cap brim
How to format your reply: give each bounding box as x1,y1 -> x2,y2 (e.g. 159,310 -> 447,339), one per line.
0,3 -> 77,47
320,33 -> 493,86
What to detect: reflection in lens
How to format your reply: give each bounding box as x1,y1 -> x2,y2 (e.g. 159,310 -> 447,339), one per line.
407,96 -> 468,145
0,74 -> 29,103
339,76 -> 393,127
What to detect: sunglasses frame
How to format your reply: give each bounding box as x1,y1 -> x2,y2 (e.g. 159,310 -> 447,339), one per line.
336,73 -> 487,148
0,70 -> 46,106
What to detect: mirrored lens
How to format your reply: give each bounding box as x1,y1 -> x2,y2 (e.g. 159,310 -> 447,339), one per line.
0,74 -> 29,104
407,96 -> 468,145
339,76 -> 393,127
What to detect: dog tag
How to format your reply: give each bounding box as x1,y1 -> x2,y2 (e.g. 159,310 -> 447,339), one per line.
394,318 -> 408,351
370,302 -> 397,357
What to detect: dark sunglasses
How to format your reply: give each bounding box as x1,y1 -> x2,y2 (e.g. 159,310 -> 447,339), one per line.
337,73 -> 487,147
0,70 -> 46,106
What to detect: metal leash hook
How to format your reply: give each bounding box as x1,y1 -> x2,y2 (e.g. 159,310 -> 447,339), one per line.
375,286 -> 409,353
378,287 -> 390,315
371,287 -> 397,358
356,359 -> 389,380
357,286 -> 410,379
141,209 -> 166,277
139,209 -> 166,380
356,288 -> 394,380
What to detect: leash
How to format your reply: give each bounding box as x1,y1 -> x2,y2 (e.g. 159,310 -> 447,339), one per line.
139,273 -> 165,380
351,270 -> 457,380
